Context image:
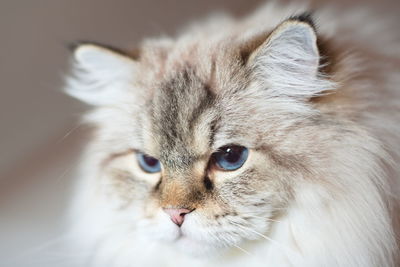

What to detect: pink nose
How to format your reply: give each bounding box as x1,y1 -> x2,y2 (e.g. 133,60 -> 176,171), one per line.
163,208 -> 193,226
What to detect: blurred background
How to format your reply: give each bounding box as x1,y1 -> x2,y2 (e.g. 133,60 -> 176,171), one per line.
0,0 -> 398,266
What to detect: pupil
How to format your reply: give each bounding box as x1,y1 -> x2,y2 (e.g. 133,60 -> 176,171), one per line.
144,155 -> 158,167
224,147 -> 241,163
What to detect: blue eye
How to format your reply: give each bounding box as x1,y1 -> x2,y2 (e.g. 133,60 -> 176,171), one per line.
137,153 -> 161,173
212,145 -> 249,171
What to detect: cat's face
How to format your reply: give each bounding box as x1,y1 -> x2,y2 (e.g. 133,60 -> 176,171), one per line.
97,69 -> 299,255
67,17 -> 336,256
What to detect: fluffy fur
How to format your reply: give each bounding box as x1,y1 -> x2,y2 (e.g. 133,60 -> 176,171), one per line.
65,1 -> 400,266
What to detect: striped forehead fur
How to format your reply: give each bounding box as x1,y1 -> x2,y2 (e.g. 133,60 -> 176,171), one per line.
150,68 -> 216,168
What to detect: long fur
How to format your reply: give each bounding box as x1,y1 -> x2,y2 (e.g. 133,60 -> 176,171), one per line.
65,1 -> 400,266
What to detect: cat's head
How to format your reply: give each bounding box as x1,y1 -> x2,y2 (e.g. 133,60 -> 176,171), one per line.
65,15 -> 353,256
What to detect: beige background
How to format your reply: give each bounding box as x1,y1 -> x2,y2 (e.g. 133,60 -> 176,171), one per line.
0,0 -> 398,266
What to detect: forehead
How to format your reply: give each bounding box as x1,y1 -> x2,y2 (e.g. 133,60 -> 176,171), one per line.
149,69 -> 216,169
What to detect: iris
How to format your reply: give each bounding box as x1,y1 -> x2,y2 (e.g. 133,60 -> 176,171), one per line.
137,153 -> 161,173
212,145 -> 249,171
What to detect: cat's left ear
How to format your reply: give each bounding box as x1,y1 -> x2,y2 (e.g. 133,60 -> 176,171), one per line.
66,43 -> 137,106
248,14 -> 333,98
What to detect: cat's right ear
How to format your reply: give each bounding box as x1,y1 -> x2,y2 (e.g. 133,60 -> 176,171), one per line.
66,42 -> 137,106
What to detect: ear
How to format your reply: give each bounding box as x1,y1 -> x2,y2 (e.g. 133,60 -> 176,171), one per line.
248,14 -> 334,98
65,43 -> 137,106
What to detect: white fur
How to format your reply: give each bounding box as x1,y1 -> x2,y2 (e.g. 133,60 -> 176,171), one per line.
66,44 -> 137,106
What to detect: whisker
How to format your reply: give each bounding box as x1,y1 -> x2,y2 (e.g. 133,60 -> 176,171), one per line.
228,220 -> 294,254
230,221 -> 272,241
56,123 -> 82,144
55,163 -> 77,184
240,213 -> 282,223
233,244 -> 253,256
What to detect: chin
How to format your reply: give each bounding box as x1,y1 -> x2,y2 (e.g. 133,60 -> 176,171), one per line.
174,235 -> 225,257
173,224 -> 250,258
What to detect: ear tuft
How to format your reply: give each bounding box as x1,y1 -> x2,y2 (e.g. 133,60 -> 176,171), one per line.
288,12 -> 316,29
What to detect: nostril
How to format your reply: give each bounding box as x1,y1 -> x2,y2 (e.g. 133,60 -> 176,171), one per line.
162,208 -> 193,227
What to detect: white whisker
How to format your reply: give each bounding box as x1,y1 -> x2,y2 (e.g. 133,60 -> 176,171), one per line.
240,213 -> 282,223
56,123 -> 82,144
228,220 -> 294,254
233,244 -> 253,256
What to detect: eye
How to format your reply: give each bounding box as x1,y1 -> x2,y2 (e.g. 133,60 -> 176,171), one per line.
137,153 -> 161,173
212,145 -> 249,171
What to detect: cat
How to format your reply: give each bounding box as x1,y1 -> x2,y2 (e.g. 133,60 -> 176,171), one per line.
65,1 -> 400,266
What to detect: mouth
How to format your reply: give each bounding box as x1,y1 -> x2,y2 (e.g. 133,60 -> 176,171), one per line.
153,216 -> 246,256
171,227 -> 231,257
174,229 -> 185,240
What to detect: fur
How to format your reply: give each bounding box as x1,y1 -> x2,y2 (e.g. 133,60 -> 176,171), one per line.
65,1 -> 400,266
